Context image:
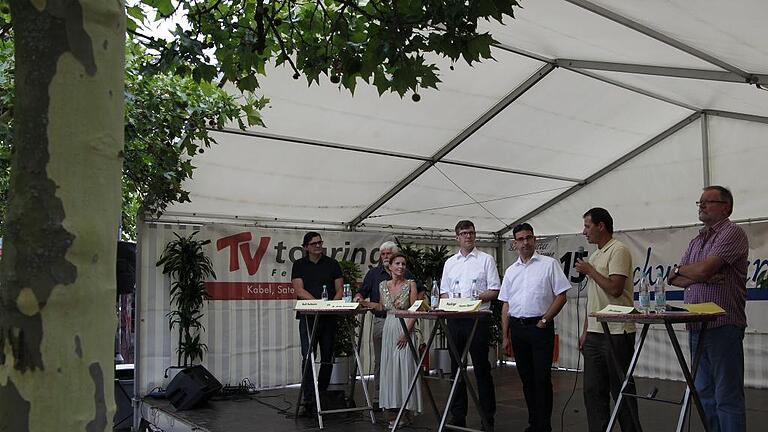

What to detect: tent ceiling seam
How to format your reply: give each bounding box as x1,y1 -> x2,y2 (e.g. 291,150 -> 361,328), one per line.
346,63 -> 557,228
564,0 -> 755,81
433,164 -> 508,227
495,111 -> 703,236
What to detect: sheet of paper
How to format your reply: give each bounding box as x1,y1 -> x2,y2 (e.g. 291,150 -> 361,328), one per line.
408,299 -> 429,312
597,305 -> 639,314
683,302 -> 725,314
439,298 -> 481,312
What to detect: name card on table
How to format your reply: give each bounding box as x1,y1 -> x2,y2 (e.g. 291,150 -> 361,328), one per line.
439,299 -> 482,312
408,299 -> 430,312
294,300 -> 362,311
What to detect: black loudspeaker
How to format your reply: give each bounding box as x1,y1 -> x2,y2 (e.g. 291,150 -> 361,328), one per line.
114,379 -> 133,430
116,241 -> 136,295
165,365 -> 222,410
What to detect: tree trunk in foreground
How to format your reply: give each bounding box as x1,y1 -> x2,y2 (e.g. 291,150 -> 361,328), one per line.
0,1 -> 124,430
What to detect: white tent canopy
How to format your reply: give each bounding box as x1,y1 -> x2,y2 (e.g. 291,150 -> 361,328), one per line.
164,0 -> 768,238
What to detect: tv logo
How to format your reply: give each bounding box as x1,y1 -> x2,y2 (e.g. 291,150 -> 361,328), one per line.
216,232 -> 271,275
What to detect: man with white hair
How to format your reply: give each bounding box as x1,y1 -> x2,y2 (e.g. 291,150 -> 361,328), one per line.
354,240 -> 421,404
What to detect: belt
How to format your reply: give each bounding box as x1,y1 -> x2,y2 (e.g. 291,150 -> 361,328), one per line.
509,316 -> 542,325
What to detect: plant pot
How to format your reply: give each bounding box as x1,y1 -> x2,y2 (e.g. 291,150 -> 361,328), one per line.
488,346 -> 498,369
330,356 -> 351,385
430,348 -> 452,377
163,366 -> 186,389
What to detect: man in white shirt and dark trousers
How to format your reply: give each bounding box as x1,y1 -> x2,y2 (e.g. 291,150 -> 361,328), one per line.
440,220 -> 501,431
500,223 -> 570,432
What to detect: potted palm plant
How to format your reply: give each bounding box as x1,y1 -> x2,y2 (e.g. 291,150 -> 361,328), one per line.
396,241 -> 452,375
330,260 -> 363,384
157,231 -> 216,370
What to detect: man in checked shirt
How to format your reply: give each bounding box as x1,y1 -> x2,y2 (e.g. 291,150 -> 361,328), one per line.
668,185 -> 748,432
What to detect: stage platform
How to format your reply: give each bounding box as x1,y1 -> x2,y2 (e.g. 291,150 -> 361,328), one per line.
139,366 -> 768,431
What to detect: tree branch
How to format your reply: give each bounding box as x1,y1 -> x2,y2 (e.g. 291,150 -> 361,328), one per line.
267,16 -> 300,77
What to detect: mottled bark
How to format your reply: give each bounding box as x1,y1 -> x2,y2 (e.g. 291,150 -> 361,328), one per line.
0,1 -> 124,431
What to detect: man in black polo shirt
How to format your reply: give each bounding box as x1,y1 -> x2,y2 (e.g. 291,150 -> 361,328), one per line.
353,240 -> 422,405
292,231 -> 343,411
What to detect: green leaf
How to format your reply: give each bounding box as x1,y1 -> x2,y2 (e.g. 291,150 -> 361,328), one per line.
237,74 -> 259,92
127,5 -> 146,23
145,0 -> 174,17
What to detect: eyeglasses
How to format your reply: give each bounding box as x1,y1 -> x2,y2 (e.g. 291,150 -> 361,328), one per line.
307,241 -> 324,246
515,235 -> 535,242
457,231 -> 476,238
696,200 -> 727,207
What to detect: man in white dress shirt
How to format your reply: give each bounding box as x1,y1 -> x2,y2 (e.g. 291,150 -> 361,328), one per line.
440,220 -> 501,431
500,223 -> 570,432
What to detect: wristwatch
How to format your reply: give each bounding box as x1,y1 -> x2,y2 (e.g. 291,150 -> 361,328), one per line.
673,266 -> 680,277
539,317 -> 548,325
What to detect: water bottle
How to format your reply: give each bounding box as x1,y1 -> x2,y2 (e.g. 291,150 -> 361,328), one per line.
470,278 -> 479,300
655,270 -> 667,313
342,283 -> 352,303
431,280 -> 440,309
321,284 -> 328,300
452,280 -> 461,298
638,277 -> 650,313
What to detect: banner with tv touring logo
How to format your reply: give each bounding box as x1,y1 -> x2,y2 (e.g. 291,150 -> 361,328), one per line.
200,224 -> 391,300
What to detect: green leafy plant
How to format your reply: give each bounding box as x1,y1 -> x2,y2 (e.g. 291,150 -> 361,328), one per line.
334,260 -> 363,357
396,240 -> 451,292
489,299 -> 503,347
758,270 -> 768,289
156,231 -> 216,366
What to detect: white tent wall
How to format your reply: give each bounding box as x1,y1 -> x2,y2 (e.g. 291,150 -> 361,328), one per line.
137,221 -> 502,396
138,222 -> 396,395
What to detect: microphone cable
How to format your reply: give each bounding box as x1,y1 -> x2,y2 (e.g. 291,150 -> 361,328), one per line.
560,251 -> 587,432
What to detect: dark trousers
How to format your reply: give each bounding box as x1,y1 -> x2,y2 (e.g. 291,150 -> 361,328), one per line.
509,319 -> 555,432
448,317 -> 496,424
583,331 -> 640,432
299,315 -> 337,403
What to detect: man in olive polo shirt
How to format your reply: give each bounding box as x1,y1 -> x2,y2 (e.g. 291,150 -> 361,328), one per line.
575,208 -> 640,432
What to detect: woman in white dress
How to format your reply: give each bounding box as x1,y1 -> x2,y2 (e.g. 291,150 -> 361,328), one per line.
366,252 -> 422,427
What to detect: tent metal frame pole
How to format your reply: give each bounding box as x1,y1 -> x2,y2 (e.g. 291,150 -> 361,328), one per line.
347,63 -> 557,228
211,127 -> 580,183
564,0 -> 756,82
701,112 -> 711,187
555,59 -> 766,85
704,110 -> 768,125
212,127 -> 431,162
494,44 -> 698,111
495,111 -> 703,236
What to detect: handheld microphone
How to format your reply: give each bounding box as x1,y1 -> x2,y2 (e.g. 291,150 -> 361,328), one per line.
575,246 -> 587,292
575,246 -> 585,262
